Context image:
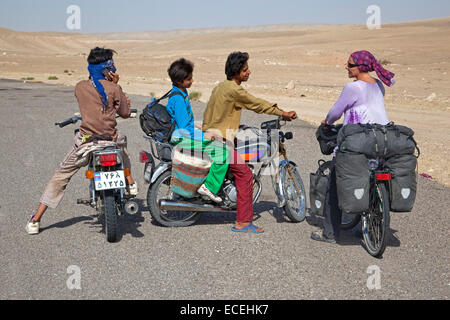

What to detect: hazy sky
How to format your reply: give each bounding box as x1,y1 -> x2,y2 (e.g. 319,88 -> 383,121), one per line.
1,0 -> 449,33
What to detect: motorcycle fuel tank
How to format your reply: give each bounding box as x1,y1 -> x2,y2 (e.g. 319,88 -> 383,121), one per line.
235,138 -> 272,163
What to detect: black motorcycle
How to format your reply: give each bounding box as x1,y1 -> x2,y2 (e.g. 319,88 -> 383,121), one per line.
55,112 -> 138,243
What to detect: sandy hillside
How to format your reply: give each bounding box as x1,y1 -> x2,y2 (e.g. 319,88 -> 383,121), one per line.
0,18 -> 449,186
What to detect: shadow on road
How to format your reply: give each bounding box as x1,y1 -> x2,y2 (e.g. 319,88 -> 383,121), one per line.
192,200 -> 294,226
40,216 -> 94,233
305,212 -> 401,249
141,199 -> 297,227
97,198 -> 147,241
41,198 -> 148,242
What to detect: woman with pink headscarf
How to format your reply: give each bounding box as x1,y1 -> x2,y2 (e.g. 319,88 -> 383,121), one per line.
311,50 -> 395,244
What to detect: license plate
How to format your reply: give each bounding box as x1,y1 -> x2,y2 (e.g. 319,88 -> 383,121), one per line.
94,171 -> 126,191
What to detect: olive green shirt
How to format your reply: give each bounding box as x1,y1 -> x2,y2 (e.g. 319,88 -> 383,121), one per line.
202,80 -> 284,141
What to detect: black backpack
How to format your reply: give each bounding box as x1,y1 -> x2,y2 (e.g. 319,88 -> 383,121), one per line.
139,90 -> 183,142
315,123 -> 343,155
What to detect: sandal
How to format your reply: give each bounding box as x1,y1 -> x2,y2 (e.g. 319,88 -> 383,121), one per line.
231,223 -> 264,234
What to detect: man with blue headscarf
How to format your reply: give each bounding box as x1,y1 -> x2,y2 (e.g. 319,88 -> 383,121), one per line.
26,47 -> 138,235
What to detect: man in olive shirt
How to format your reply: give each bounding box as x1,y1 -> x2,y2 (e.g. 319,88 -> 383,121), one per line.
203,52 -> 297,234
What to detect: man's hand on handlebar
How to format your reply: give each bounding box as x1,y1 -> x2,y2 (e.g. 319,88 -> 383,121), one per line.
282,111 -> 298,121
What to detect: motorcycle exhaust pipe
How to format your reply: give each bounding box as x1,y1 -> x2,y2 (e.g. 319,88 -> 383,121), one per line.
159,199 -> 233,212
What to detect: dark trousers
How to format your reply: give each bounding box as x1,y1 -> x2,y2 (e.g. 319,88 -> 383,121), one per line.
323,158 -> 342,239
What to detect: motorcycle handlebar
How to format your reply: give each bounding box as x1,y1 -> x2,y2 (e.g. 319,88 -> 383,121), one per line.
57,108 -> 137,127
260,117 -> 286,131
55,116 -> 82,128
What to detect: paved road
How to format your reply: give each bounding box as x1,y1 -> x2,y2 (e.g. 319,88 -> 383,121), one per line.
0,79 -> 448,300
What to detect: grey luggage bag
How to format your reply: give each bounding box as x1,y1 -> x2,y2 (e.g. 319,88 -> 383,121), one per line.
335,151 -> 370,214
385,154 -> 418,212
337,123 -> 417,158
309,160 -> 333,216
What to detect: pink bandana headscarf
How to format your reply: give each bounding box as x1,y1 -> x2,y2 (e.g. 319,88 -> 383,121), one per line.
351,50 -> 395,87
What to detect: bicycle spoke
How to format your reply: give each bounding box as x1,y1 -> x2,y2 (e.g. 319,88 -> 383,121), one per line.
365,189 -> 385,252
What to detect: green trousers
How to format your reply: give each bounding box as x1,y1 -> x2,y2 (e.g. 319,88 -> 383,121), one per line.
171,137 -> 230,194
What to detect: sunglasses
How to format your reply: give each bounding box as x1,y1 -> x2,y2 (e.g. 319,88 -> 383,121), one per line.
347,62 -> 360,68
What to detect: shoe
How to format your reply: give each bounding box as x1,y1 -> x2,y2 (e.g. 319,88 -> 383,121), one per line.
197,184 -> 222,203
231,223 -> 264,234
128,183 -> 138,196
26,217 -> 40,235
311,229 -> 336,244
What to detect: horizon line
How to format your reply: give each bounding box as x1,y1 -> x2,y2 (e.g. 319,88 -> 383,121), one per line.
1,16 -> 449,35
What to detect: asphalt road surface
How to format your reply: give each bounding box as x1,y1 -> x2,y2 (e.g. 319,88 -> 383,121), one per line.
0,79 -> 448,300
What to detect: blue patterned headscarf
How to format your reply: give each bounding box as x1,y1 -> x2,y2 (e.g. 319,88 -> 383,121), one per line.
88,59 -> 116,111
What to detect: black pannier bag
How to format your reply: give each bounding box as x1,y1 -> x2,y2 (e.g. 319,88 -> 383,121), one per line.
139,90 -> 182,143
335,151 -> 370,214
337,122 -> 418,158
384,124 -> 417,158
315,124 -> 343,155
309,160 -> 333,216
336,122 -> 419,213
337,123 -> 386,158
385,154 -> 418,212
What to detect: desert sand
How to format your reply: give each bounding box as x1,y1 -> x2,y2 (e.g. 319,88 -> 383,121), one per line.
0,18 -> 449,186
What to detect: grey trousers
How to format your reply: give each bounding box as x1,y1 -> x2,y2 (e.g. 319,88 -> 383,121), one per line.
40,132 -> 131,209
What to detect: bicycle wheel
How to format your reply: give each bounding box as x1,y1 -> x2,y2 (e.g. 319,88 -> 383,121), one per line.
362,183 -> 390,258
281,164 -> 307,222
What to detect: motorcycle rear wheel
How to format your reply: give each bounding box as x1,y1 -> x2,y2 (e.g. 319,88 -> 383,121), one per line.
103,190 -> 118,243
147,171 -> 202,227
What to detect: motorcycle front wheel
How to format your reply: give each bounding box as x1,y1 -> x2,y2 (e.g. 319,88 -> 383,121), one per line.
280,164 -> 307,222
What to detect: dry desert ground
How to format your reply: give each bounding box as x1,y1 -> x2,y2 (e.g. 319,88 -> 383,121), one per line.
1,18 -> 449,186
